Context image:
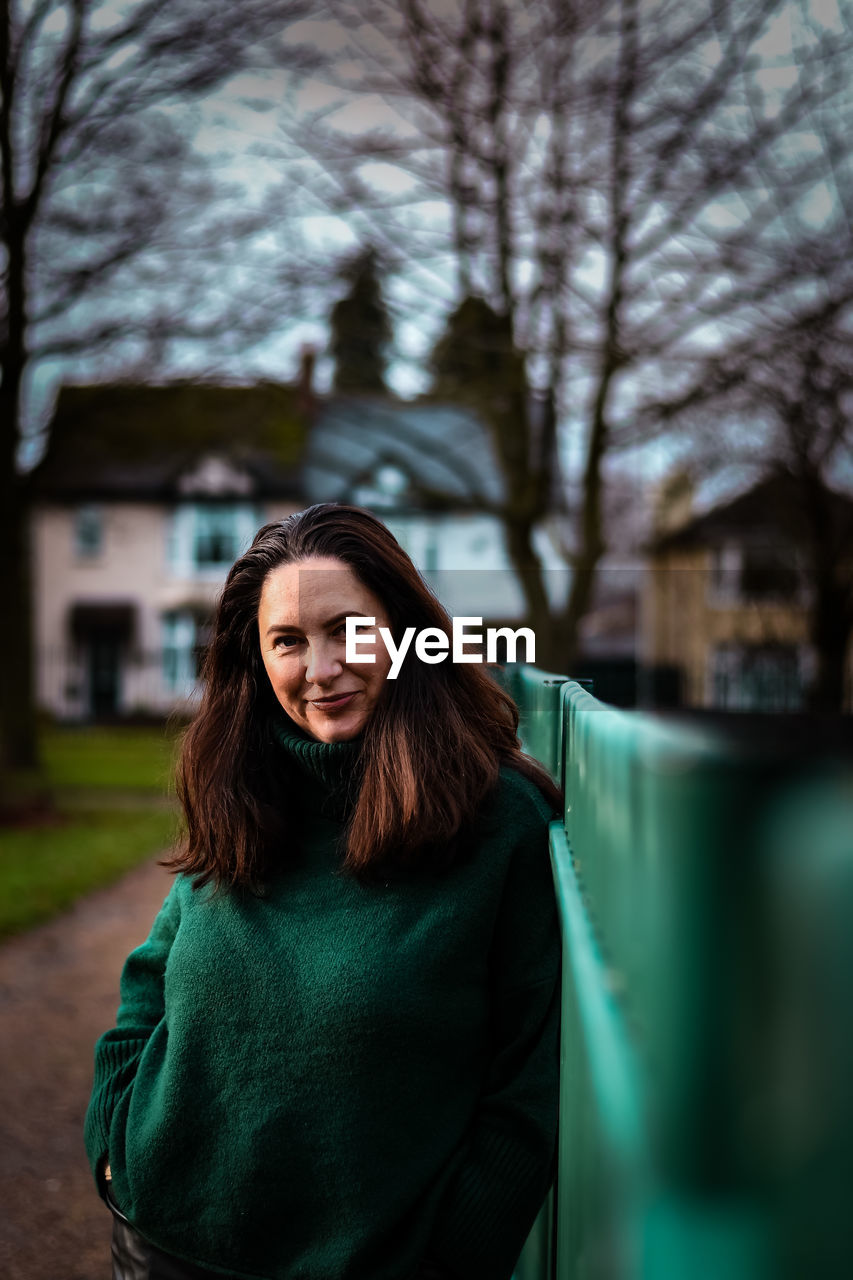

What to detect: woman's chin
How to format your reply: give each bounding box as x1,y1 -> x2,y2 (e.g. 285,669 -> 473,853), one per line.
307,711 -> 366,743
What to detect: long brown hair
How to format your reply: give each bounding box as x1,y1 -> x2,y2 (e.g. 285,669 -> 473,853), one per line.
167,503 -> 560,888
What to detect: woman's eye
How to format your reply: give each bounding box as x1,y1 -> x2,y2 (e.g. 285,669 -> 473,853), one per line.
273,634 -> 300,649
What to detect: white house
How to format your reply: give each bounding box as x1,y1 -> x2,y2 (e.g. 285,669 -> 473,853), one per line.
31,377 -> 565,720
31,381 -> 304,719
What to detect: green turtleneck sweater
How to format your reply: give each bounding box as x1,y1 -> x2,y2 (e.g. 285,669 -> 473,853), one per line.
84,723 -> 560,1280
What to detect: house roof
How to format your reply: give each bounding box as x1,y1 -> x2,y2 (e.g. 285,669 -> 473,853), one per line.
303,393 -> 506,511
650,473 -> 853,552
31,381 -> 306,501
32,381 -> 513,515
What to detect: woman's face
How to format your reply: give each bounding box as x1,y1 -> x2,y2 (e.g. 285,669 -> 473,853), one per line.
257,555 -> 393,743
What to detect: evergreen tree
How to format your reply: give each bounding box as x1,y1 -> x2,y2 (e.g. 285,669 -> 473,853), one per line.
329,247 -> 392,393
430,296 -> 523,404
430,297 -> 557,657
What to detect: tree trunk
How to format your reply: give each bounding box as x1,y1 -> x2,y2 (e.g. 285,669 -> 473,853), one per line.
502,517 -> 564,671
554,347 -> 617,676
807,585 -> 851,714
0,396 -> 38,775
0,214 -> 39,776
552,0 -> 634,681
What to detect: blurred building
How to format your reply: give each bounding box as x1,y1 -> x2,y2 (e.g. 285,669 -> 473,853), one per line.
30,369 -> 563,720
301,390 -> 565,622
640,474 -> 853,711
30,382 -> 305,719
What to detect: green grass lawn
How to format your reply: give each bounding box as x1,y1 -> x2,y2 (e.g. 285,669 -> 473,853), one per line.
0,807 -> 178,939
41,723 -> 181,794
0,724 -> 183,939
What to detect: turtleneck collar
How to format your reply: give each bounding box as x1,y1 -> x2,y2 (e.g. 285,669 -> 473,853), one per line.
271,715 -> 363,816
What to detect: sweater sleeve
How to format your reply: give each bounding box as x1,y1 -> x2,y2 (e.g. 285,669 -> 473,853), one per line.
425,795 -> 561,1280
83,881 -> 182,1190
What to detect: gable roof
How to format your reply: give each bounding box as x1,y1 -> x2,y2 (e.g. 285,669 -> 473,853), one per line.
650,473 -> 853,552
304,394 -> 506,511
31,381 -> 306,501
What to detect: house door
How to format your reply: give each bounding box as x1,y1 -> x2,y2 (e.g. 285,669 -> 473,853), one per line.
86,631 -> 122,718
70,601 -> 135,720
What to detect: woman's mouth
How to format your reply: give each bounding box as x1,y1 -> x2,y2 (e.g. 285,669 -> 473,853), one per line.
309,692 -> 358,710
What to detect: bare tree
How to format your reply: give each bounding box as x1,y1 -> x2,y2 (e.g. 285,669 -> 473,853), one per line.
0,0 -> 318,775
285,0 -> 853,672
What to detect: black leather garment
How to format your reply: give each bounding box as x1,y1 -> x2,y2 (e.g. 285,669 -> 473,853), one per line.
106,1188 -> 233,1280
106,1186 -> 456,1280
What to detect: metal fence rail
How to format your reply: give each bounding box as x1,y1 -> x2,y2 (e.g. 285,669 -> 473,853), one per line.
511,671 -> 853,1280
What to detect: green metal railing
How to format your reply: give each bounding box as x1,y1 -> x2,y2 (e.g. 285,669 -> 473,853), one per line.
509,670 -> 853,1280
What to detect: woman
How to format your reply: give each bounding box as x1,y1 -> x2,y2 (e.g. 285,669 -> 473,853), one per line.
85,503 -> 562,1280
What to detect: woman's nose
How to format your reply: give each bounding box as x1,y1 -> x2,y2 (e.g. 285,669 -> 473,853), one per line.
305,641 -> 343,685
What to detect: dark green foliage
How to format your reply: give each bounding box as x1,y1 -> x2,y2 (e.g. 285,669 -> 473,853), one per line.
329,247 -> 392,393
430,296 -> 523,403
429,296 -> 534,504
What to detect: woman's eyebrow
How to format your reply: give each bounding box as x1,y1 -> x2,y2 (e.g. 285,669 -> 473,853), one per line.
264,611 -> 360,638
264,622 -> 301,637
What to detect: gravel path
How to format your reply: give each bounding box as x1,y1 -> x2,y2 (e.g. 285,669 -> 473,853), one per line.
0,858 -> 174,1280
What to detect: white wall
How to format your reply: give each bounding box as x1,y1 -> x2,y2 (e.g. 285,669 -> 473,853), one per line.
32,500 -> 298,718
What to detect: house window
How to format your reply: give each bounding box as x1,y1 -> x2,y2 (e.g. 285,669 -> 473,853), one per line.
74,505 -> 103,558
708,545 -> 741,603
375,464 -> 408,502
168,503 -> 260,575
710,643 -> 804,711
709,541 -> 800,604
739,544 -> 800,602
162,611 -> 207,694
353,463 -> 409,510
194,506 -> 245,566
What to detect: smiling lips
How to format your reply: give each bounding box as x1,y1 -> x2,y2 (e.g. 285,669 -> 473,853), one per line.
309,691 -> 359,709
